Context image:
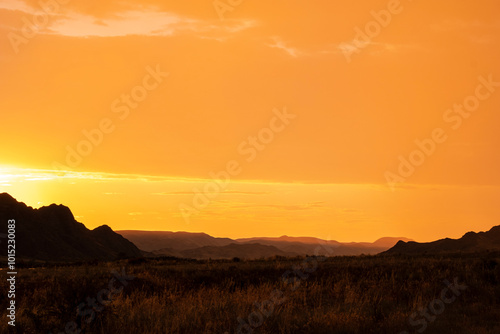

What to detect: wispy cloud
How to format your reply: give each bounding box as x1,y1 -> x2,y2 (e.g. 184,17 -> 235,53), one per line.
50,10 -> 256,38
154,190 -> 271,196
212,201 -> 327,211
268,36 -> 417,59
221,191 -> 271,195
267,36 -> 302,57
1,1 -> 257,38
338,41 -> 421,57
0,166 -> 185,183
0,0 -> 35,13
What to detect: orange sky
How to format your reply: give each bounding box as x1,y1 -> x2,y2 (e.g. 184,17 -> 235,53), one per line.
0,0 -> 499,242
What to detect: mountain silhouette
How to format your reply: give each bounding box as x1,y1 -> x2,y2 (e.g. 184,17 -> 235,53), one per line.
383,225 -> 500,255
117,230 -> 234,252
0,193 -> 417,262
0,193 -> 141,262
118,230 -> 412,259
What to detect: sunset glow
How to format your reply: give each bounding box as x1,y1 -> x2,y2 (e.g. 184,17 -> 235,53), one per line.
1,0 -> 499,242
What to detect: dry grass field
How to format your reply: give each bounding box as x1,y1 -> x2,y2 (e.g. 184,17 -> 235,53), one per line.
1,253 -> 500,334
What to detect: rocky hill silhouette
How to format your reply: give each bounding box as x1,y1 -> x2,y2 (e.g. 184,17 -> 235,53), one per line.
383,225 -> 500,255
0,193 -> 141,262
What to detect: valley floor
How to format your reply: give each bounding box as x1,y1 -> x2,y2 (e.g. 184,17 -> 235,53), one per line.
1,253 -> 499,333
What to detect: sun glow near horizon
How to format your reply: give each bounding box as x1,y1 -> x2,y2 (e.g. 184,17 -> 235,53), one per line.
1,0 -> 500,243
0,166 -> 498,243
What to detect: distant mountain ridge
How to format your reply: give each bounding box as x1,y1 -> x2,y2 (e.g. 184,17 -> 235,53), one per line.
384,225 -> 500,255
0,193 -> 141,262
117,230 -> 413,259
117,230 -> 234,252
0,193 -> 423,262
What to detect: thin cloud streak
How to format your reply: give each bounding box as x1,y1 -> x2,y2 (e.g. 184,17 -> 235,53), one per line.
1,2 -> 257,38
